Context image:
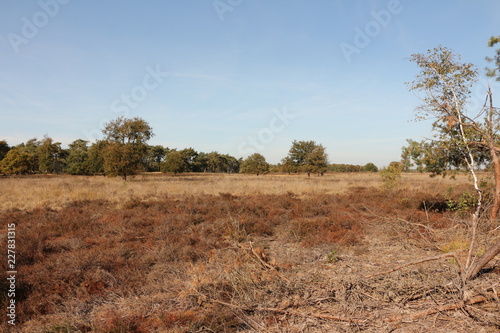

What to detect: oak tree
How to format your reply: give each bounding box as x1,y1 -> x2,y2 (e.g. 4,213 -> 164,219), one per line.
102,117 -> 154,180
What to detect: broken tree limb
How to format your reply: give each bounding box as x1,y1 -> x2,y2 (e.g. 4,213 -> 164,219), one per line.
466,239 -> 500,280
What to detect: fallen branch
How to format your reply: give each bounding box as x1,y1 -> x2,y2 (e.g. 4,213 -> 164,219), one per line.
384,289 -> 500,323
365,252 -> 458,279
208,288 -> 500,326
465,239 -> 500,280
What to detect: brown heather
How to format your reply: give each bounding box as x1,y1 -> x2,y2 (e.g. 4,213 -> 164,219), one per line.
0,172 -> 499,332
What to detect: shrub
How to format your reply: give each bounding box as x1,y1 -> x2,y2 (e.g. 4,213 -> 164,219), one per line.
380,161 -> 404,191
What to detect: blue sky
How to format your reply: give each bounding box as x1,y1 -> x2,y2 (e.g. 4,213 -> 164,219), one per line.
1,0 -> 499,167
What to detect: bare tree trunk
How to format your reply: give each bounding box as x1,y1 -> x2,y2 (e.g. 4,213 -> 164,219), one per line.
488,86 -> 500,221
489,149 -> 500,221
465,86 -> 500,280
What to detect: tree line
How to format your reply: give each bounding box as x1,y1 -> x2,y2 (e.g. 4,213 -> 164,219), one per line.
0,118 -> 378,179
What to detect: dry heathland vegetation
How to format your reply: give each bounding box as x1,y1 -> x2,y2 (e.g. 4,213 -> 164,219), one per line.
1,173 -> 499,332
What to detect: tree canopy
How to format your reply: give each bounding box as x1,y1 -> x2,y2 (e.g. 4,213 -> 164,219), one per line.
0,118 -> 340,178
240,153 -> 269,176
486,35 -> 500,81
102,117 -> 154,180
282,140 -> 328,176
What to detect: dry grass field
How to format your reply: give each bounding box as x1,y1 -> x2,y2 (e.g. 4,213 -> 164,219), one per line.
0,172 -> 474,211
1,172 -> 499,332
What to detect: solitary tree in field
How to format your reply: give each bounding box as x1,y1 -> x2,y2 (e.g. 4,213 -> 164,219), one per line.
240,153 -> 269,176
283,140 -> 328,176
406,45 -> 500,281
102,117 -> 154,180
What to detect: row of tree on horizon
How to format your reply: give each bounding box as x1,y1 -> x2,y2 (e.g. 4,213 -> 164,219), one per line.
0,118 -> 379,179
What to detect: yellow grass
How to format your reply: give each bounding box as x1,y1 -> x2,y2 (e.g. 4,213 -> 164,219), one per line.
0,172 -> 476,211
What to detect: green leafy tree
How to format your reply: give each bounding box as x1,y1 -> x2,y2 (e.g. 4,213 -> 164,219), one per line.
362,162 -> 378,172
103,142 -> 147,180
223,154 -> 240,173
65,139 -> 89,175
206,152 -> 226,173
102,117 -> 154,180
486,35 -> 500,80
194,152 -> 209,172
37,136 -> 66,174
380,161 -> 403,191
102,116 -> 153,145
328,164 -> 362,172
84,140 -> 107,175
0,145 -> 33,174
400,139 -> 475,175
145,145 -> 169,172
180,148 -> 198,172
304,144 -> 328,176
268,164 -> 281,173
282,140 -> 328,176
161,150 -> 187,174
240,153 -> 269,175
406,45 -> 500,281
0,139 -> 40,174
280,156 -> 299,174
24,138 -> 41,173
189,151 -> 240,173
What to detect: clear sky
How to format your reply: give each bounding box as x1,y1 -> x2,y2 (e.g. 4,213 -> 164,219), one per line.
1,0 -> 499,167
